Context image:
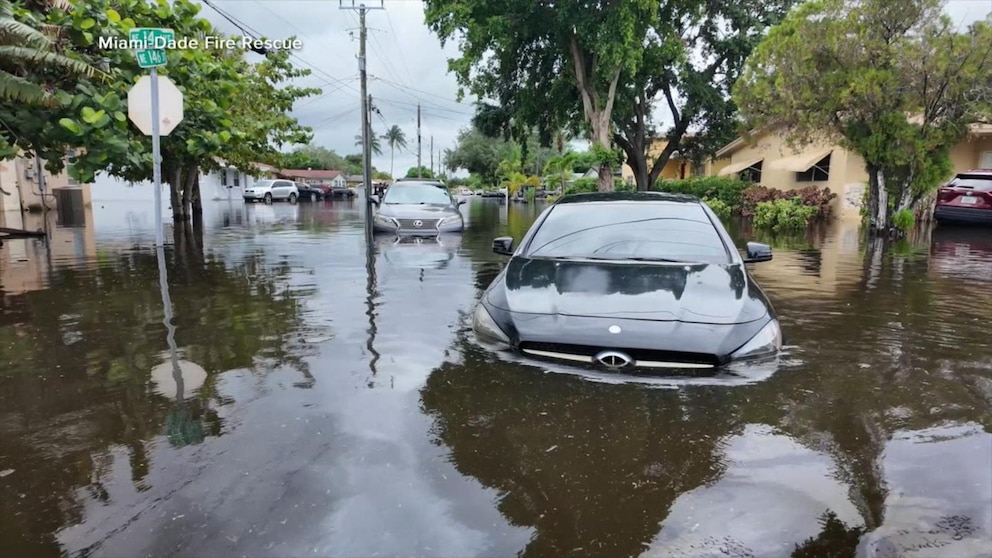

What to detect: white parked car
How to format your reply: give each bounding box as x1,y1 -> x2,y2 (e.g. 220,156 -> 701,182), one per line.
243,179 -> 299,203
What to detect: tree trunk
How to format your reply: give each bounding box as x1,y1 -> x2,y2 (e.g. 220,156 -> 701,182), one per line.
180,164 -> 196,218
568,35 -> 620,193
390,148 -> 394,178
191,170 -> 202,217
874,169 -> 888,232
169,167 -> 182,221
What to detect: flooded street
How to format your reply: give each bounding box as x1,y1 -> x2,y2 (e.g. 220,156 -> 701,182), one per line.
2,196 -> 991,558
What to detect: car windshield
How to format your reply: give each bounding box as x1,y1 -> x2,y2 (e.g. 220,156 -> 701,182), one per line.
383,184 -> 452,205
525,202 -> 730,264
255,179 -> 274,188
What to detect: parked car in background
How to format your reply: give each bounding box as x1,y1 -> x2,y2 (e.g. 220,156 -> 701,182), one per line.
934,170 -> 992,225
329,186 -> 356,199
294,183 -> 324,202
243,179 -> 298,203
371,180 -> 466,235
473,191 -> 781,372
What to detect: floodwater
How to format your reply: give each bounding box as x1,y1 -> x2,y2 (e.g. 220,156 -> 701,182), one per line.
1,196 -> 990,558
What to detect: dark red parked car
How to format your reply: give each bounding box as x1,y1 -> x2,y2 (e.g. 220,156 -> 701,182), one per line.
934,169 -> 992,225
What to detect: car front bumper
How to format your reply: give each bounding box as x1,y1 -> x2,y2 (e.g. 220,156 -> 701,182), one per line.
934,205 -> 992,225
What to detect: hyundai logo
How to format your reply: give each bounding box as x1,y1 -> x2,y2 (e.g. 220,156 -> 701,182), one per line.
595,350 -> 632,369
413,220 -> 423,227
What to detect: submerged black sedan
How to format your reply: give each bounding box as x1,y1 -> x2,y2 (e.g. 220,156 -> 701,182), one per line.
472,192 -> 782,371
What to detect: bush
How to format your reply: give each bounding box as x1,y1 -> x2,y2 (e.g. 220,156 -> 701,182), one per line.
753,198 -> 818,232
654,176 -> 748,208
892,208 -> 914,231
564,177 -> 598,195
702,197 -> 732,220
740,184 -> 836,219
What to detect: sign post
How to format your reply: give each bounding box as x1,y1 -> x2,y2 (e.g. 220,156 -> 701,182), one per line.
127,28 -> 181,247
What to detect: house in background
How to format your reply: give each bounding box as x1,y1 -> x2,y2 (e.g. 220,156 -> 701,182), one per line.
621,138 -> 703,184
708,124 -> 992,219
277,169 -> 347,187
345,174 -> 364,187
202,160 -> 278,200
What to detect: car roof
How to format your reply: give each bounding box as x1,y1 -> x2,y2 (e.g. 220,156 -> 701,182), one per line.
956,169 -> 992,177
553,191 -> 701,204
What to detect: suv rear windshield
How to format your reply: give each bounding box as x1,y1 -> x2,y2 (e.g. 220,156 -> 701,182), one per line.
525,202 -> 730,264
949,175 -> 992,190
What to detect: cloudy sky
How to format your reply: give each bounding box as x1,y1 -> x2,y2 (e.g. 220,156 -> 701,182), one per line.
199,0 -> 991,177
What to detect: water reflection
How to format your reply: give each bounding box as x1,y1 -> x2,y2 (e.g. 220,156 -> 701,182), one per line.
1,199 -> 990,557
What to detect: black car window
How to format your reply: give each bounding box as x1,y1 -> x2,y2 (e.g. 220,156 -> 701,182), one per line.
383,184 -> 452,205
525,202 -> 730,263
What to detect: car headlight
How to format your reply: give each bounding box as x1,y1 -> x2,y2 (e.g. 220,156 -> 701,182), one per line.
730,319 -> 782,360
373,214 -> 398,228
472,303 -> 510,344
438,215 -> 461,226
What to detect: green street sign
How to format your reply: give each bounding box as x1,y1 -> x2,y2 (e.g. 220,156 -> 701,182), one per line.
136,49 -> 167,68
129,27 -> 175,49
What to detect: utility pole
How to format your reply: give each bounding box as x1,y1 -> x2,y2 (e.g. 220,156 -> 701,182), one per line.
430,135 -> 434,177
417,104 -> 422,178
340,0 -> 383,221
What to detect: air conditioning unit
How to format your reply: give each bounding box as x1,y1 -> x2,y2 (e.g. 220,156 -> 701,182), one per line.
24,168 -> 34,179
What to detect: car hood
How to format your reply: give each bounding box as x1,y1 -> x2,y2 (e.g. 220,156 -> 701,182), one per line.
377,204 -> 459,219
488,256 -> 768,325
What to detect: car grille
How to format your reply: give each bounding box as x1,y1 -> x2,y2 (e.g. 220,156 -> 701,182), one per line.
396,218 -> 440,229
518,341 -> 720,369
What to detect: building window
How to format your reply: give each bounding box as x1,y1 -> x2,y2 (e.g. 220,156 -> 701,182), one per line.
981,151 -> 992,169
796,154 -> 831,182
233,173 -> 240,187
739,161 -> 762,183
220,169 -> 227,186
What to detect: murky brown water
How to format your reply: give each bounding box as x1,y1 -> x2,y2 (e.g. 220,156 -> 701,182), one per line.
1,197 -> 990,558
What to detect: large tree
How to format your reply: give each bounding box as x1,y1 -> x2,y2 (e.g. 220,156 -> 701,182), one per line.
1,0 -> 316,219
424,0 -> 657,192
614,0 -> 794,191
733,0 -> 992,232
282,145 -> 352,172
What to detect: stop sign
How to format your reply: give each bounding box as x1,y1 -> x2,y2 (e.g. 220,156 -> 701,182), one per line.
127,75 -> 184,136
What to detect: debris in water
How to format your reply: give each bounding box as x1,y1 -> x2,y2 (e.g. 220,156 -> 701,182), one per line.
0,469 -> 13,478
546,445 -> 558,453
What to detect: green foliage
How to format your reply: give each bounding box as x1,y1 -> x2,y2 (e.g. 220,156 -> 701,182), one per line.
565,177 -> 598,196
733,0 -> 992,229
355,131 -> 383,156
701,197 -> 732,220
753,198 -> 818,232
892,208 -> 915,232
524,187 -> 536,203
654,176 -> 748,208
406,166 -> 433,179
613,0 -> 795,190
446,126 -> 514,186
0,0 -> 104,108
0,0 -> 317,188
424,0 -> 659,190
741,184 -> 836,219
281,145 -> 355,173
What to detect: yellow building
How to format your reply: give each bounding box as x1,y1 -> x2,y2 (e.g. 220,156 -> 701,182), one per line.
621,139 -> 701,184
709,124 -> 992,219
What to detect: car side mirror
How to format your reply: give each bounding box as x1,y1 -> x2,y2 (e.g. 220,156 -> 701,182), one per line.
743,241 -> 772,263
370,195 -> 379,206
492,236 -> 514,256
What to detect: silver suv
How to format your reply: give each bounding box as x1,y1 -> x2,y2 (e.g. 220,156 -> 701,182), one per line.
243,179 -> 299,203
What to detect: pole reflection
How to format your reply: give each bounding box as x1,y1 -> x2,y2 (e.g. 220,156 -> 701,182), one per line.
365,216 -> 381,386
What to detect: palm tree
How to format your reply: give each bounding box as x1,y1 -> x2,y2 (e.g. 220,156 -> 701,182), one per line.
0,0 -> 101,105
354,132 -> 382,157
381,125 -> 407,178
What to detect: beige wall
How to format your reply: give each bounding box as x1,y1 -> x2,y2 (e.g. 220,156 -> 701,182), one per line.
0,208 -> 97,295
0,155 -> 92,213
